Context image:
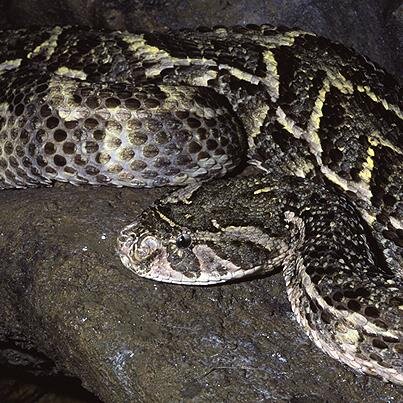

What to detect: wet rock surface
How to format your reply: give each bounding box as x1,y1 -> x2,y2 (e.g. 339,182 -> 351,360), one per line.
0,1 -> 402,402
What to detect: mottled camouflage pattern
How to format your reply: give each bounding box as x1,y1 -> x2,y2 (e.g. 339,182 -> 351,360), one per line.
0,25 -> 401,384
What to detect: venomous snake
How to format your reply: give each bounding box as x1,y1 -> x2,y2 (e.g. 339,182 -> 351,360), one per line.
0,25 -> 402,385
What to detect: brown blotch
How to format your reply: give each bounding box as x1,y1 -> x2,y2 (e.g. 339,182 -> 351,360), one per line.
65,120 -> 78,129
3,142 -> 14,155
36,155 -> 47,167
176,155 -> 192,166
44,142 -> 56,155
96,174 -> 109,183
125,98 -> 141,110
86,165 -> 100,175
154,131 -> 169,144
28,144 -> 36,156
95,152 -> 111,164
74,155 -> 87,166
143,145 -> 159,158
107,164 -> 123,173
14,103 -> 24,117
130,160 -> 147,171
40,105 -> 52,117
86,96 -> 100,109
120,147 -> 135,161
364,306 -> 380,318
205,118 -> 217,127
154,157 -> 171,168
105,97 -> 121,108
320,310 -> 333,324
85,141 -> 99,153
93,130 -> 104,141
347,300 -> 361,312
9,156 -> 19,168
63,142 -> 76,154
197,151 -> 210,160
187,117 -> 201,128
144,98 -> 160,108
15,145 -> 25,158
128,132 -> 148,145
45,166 -> 57,175
84,118 -> 99,129
64,166 -> 77,174
46,116 -> 59,129
188,142 -> 202,153
206,139 -> 218,150
54,129 -> 67,142
175,111 -> 189,120
372,339 -> 388,350
54,154 -> 66,166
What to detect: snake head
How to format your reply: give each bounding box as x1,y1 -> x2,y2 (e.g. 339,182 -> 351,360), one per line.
117,207 -> 217,284
118,207 -> 232,285
118,179 -> 290,285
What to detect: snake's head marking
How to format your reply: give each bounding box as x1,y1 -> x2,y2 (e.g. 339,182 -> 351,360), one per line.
117,207 -> 207,284
118,179 -> 290,285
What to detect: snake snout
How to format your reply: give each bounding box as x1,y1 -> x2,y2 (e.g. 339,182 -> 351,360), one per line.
133,235 -> 162,262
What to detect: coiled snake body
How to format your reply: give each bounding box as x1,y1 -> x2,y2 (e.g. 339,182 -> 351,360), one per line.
0,25 -> 402,385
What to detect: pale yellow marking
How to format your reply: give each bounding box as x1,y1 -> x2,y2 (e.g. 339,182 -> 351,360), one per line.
156,209 -> 178,227
264,32 -> 299,48
190,70 -> 218,87
389,216 -> 402,230
219,65 -> 260,84
0,102 -> 8,114
368,132 -> 402,155
276,100 -> 374,201
327,70 -> 354,94
122,33 -> 216,78
253,186 -> 273,195
357,86 -> 403,120
0,58 -> 22,73
322,166 -> 373,201
246,103 -> 270,144
334,325 -> 360,349
358,146 -> 375,183
262,50 -> 280,100
220,64 -> 280,101
361,210 -> 376,226
275,106 -> 303,138
55,66 -> 87,81
305,79 -> 330,153
27,26 -> 63,60
211,219 -> 221,229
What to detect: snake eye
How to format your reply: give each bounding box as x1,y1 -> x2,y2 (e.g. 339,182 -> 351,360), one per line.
176,233 -> 192,248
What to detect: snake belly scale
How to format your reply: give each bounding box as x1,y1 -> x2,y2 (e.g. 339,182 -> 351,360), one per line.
0,25 -> 402,385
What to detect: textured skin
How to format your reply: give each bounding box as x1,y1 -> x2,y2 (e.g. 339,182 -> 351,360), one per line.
0,25 -> 402,384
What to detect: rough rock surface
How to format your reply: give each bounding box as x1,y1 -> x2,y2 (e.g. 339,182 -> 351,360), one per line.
0,1 -> 402,402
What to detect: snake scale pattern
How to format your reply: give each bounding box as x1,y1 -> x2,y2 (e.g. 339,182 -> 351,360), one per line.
0,25 -> 402,385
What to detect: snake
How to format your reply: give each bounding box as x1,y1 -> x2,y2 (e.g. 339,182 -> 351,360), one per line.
0,25 -> 402,386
